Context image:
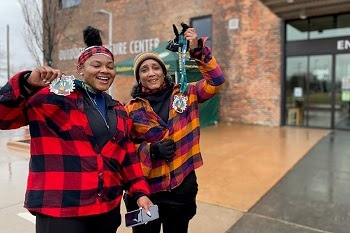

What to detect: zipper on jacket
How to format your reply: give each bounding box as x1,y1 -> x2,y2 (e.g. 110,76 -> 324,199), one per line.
85,89 -> 110,131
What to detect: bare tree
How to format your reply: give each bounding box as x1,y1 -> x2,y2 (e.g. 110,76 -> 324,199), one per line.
18,0 -> 72,67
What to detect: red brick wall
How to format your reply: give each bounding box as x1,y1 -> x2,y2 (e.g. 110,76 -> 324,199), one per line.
216,0 -> 282,126
52,0 -> 281,126
112,75 -> 134,105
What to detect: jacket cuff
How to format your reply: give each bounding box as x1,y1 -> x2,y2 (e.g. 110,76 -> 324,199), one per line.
19,71 -> 34,97
132,192 -> 150,202
189,37 -> 208,60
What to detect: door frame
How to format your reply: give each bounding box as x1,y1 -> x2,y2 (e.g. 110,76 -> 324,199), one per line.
284,54 -> 335,128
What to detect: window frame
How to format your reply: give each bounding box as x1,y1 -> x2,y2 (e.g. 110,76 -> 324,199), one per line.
59,0 -> 82,9
190,15 -> 213,49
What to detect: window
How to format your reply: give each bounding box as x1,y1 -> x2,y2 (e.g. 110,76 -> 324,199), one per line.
309,16 -> 336,39
287,20 -> 308,41
191,16 -> 212,49
60,0 -> 81,9
286,13 -> 350,41
310,14 -> 350,39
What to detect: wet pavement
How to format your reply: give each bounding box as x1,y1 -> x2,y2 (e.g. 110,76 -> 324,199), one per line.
228,130 -> 350,233
1,124 -> 349,233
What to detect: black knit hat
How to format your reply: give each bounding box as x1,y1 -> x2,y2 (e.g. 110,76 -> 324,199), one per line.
133,52 -> 167,82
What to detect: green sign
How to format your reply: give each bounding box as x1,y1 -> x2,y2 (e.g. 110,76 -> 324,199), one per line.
114,42 -> 199,76
342,91 -> 350,102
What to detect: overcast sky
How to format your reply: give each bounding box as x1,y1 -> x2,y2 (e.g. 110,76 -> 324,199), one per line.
0,0 -> 38,86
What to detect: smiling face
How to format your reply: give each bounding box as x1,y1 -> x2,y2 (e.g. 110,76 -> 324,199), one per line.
78,54 -> 116,92
138,59 -> 165,90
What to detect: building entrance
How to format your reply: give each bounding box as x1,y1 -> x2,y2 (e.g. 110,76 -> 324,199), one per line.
284,13 -> 350,130
286,54 -> 350,130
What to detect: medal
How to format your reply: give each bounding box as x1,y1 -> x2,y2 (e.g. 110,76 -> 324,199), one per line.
172,94 -> 188,113
178,34 -> 188,94
172,34 -> 188,113
49,75 -> 75,96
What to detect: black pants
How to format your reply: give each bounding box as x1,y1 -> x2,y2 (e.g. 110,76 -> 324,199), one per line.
124,172 -> 198,233
36,206 -> 121,233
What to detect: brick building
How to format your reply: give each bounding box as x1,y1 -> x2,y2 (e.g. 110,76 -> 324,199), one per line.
51,0 -> 350,130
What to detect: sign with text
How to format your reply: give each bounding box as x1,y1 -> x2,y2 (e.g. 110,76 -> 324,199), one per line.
59,38 -> 160,61
337,40 -> 350,51
286,37 -> 350,56
293,87 -> 303,97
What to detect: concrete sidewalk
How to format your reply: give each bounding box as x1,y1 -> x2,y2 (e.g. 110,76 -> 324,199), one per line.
0,124 -> 329,233
228,130 -> 350,233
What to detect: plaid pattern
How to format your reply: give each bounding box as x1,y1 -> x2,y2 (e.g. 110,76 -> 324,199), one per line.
126,45 -> 225,193
78,46 -> 114,66
0,73 -> 149,217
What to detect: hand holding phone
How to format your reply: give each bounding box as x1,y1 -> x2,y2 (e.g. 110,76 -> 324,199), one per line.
125,205 -> 159,228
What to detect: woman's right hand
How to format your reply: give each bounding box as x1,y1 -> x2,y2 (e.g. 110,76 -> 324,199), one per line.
136,196 -> 153,216
27,66 -> 62,88
184,27 -> 199,51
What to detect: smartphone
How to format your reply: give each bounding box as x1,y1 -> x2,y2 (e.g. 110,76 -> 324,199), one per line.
125,205 -> 159,228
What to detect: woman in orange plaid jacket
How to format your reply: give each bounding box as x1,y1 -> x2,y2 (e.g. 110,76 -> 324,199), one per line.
124,24 -> 225,233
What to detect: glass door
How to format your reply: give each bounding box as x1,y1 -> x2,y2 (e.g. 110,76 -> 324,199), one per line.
335,54 -> 350,130
286,55 -> 333,128
285,56 -> 307,126
307,55 -> 333,128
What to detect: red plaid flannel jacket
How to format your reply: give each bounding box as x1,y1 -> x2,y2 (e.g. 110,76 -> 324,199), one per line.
0,72 -> 149,217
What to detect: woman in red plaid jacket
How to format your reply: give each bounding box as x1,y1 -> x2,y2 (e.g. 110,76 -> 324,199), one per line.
0,26 -> 152,233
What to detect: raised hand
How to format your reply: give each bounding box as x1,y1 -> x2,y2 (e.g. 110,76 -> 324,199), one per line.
184,27 -> 199,51
27,66 -> 62,88
166,22 -> 191,52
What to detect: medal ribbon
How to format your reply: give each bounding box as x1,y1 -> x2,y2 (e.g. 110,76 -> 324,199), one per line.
178,34 -> 187,93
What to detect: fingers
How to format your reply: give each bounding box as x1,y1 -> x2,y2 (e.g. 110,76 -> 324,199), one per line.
32,66 -> 62,85
136,196 -> 153,216
165,142 -> 175,150
163,139 -> 174,145
162,139 -> 175,151
164,139 -> 175,159
41,66 -> 62,84
46,69 -> 62,84
184,28 -> 198,50
184,28 -> 197,38
165,151 -> 175,159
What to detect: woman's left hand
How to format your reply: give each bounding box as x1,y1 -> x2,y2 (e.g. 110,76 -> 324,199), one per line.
136,195 -> 153,216
184,28 -> 198,51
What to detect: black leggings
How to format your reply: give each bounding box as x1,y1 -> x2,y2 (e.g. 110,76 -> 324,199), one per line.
124,173 -> 198,233
35,206 -> 121,233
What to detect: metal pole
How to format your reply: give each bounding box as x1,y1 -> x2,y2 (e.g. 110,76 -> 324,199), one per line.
95,9 -> 114,97
7,25 -> 10,80
107,12 -> 113,97
109,13 -> 112,46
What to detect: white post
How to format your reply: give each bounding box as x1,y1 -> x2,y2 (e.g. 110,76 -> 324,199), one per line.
108,12 -> 112,46
7,25 -> 10,80
95,9 -> 114,97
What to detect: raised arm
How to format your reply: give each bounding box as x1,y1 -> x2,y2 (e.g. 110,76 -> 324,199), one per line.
0,66 -> 61,130
184,28 -> 225,103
